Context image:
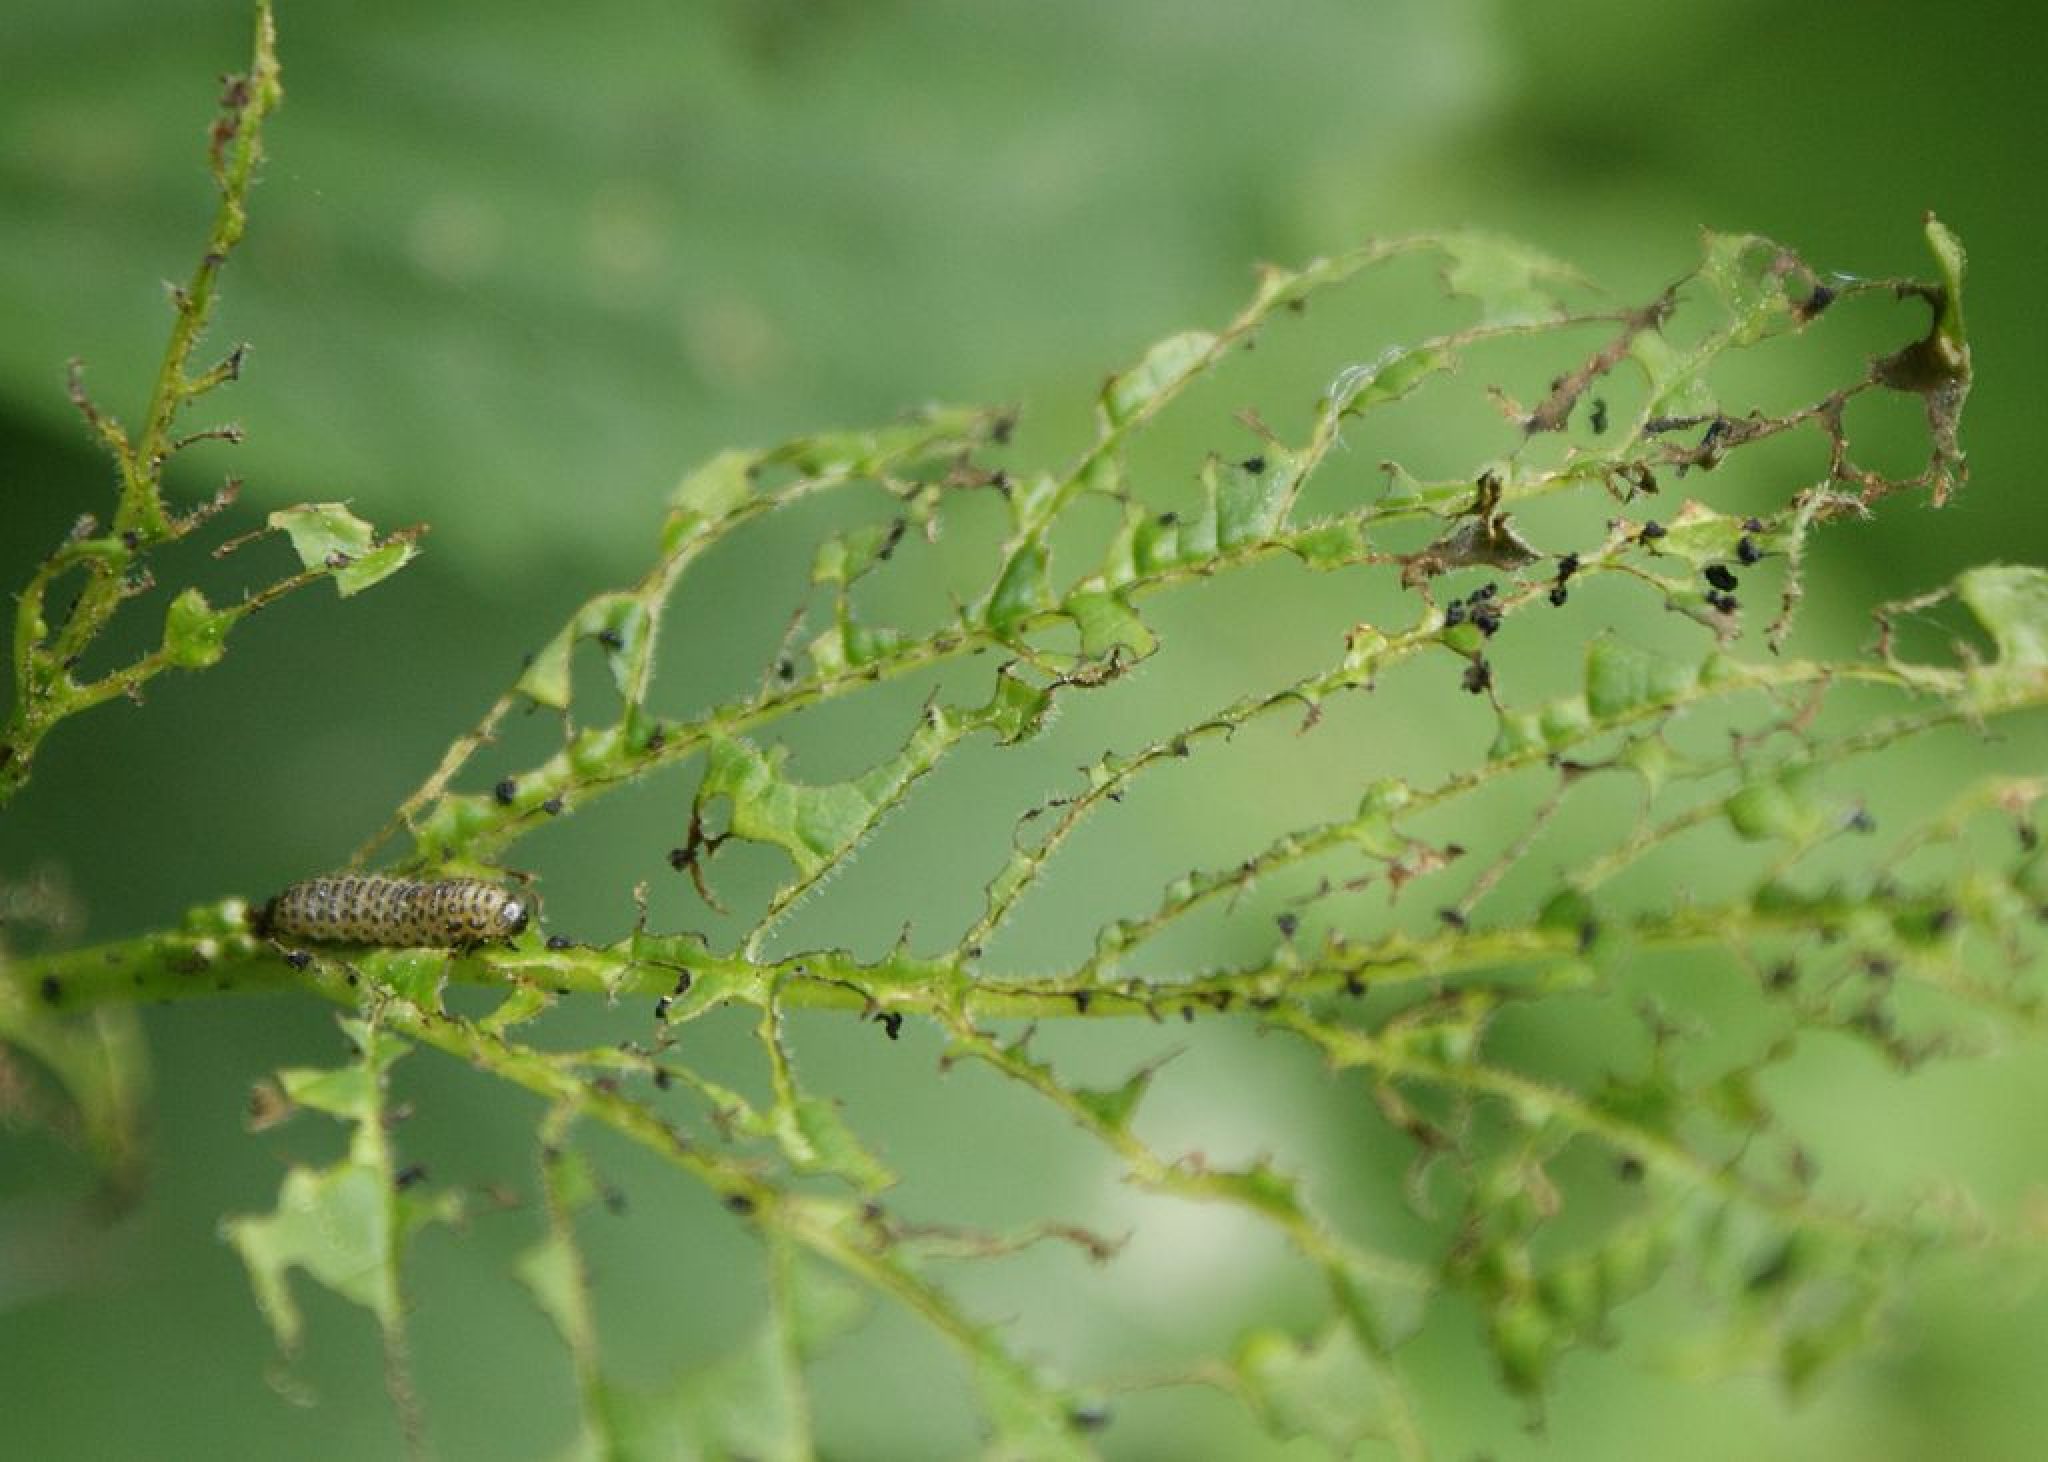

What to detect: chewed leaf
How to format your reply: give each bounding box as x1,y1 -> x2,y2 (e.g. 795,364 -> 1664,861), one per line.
1235,1324 -> 1399,1451
224,1160 -> 398,1350
975,1357 -> 1094,1461
1063,588 -> 1156,661
668,447 -> 759,524
268,503 -> 418,596
1958,564 -> 2048,709
1585,638 -> 1700,721
1699,232 -> 1804,346
162,588 -> 230,668
1071,1060 -> 1160,1133
1922,213 -> 1968,359
588,1320 -> 815,1462
512,1230 -> 584,1354
1439,232 -> 1581,324
1325,344 -> 1454,419
1208,450 -> 1296,548
770,404 -> 1007,478
1725,769 -> 1824,843
516,591 -> 652,708
698,737 -> 902,880
1102,330 -> 1218,427
778,1095 -> 895,1192
986,540 -> 1053,633
221,1020 -> 456,1354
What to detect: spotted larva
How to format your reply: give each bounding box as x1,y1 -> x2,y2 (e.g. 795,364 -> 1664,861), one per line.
254,876 -> 530,949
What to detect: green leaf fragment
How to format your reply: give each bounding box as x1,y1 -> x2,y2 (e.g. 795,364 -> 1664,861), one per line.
512,1231 -> 584,1347
1922,213 -> 1968,361
1101,330 -> 1217,426
977,667 -> 1056,744
517,592 -> 651,708
1072,1061 -> 1159,1133
224,1162 -> 399,1350
1957,564 -> 2048,709
1325,344 -> 1454,418
223,1023 -> 454,1355
668,447 -> 758,523
975,1357 -> 1093,1462
1724,769 -> 1823,843
267,503 -> 416,597
1699,232 -> 1800,346
1062,588 -> 1156,661
1488,1293 -> 1560,1396
778,1095 -> 895,1191
589,1325 -> 810,1462
162,587 -> 231,668
1631,330 -> 1715,418
774,404 -> 1003,478
1585,638 -> 1699,721
1208,450 -> 1294,548
1289,517 -> 1369,569
480,984 -> 556,1035
807,616 -> 910,677
1439,232 -> 1580,324
697,711 -> 970,885
986,540 -> 1053,634
1235,1323 -> 1395,1450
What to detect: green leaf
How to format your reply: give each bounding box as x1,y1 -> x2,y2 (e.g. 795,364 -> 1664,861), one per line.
1585,638 -> 1699,721
1209,450 -> 1294,548
591,1325 -> 810,1462
1631,330 -> 1715,418
516,592 -> 650,709
1957,564 -> 2048,709
223,1021 -> 457,1353
267,503 -> 416,597
807,616 -> 910,677
1487,1293 -> 1561,1397
1923,213 -> 1968,359
696,707 -> 978,890
778,1095 -> 895,1192
986,540 -> 1052,633
1700,232 -> 1800,346
771,404 -> 1003,478
668,447 -> 757,523
968,667 -> 1052,746
161,587 -> 230,669
275,1023 -> 403,1120
1071,1060 -> 1160,1133
1290,516 -> 1370,569
1439,232 -> 1579,324
1235,1323 -> 1396,1451
1062,588 -> 1156,661
1326,343 -> 1454,417
975,1357 -> 1093,1462
1724,770 -> 1824,843
1101,330 -> 1217,427
512,1231 -> 584,1349
223,1160 -> 398,1351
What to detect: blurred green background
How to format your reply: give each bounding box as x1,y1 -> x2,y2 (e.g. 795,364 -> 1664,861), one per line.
4,0 -> 2047,1457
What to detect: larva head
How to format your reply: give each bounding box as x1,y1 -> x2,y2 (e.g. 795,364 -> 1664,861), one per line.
497,895 -> 531,939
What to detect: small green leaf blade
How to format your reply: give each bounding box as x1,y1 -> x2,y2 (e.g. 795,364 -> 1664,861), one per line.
268,503 -> 416,597
1101,330 -> 1217,427
162,587 -> 231,668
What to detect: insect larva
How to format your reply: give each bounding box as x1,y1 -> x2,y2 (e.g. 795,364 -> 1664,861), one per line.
254,876 -> 530,949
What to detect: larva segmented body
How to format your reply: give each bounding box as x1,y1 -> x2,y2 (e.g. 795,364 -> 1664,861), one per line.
255,876 -> 530,949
